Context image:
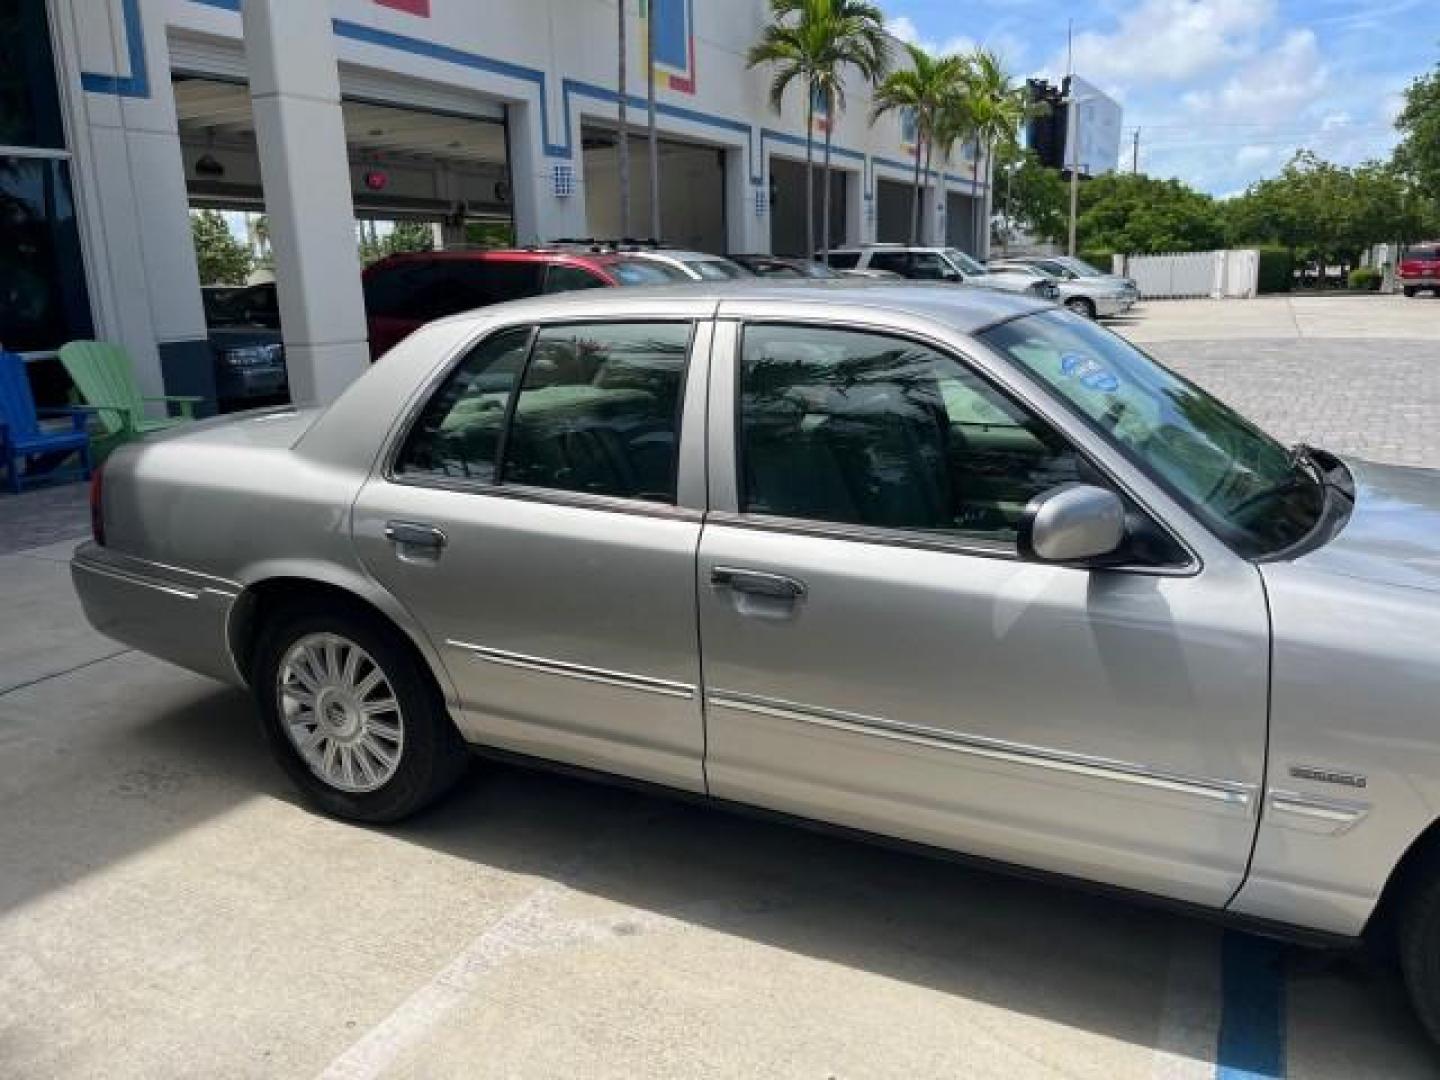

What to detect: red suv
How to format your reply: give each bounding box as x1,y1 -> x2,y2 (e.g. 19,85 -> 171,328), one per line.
362,249 -> 687,358
1399,243 -> 1440,298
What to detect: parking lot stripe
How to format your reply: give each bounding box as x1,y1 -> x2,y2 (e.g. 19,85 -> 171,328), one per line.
1215,931 -> 1287,1079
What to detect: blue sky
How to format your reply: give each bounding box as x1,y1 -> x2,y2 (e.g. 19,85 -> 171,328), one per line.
879,0 -> 1437,196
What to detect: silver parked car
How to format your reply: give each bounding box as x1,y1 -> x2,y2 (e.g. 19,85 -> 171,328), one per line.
989,260 -> 1133,320
825,245 -> 1060,301
1009,254 -> 1140,307
71,282 -> 1440,1041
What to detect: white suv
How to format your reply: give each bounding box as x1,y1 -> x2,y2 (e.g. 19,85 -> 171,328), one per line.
825,245 -> 1059,301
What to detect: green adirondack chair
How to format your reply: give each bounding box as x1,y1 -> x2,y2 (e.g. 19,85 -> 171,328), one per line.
58,341 -> 202,458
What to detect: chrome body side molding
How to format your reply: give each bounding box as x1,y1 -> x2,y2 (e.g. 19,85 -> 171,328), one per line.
447,640 -> 697,700
706,690 -> 1256,810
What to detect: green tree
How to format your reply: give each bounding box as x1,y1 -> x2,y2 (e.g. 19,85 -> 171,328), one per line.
190,209 -> 253,286
959,47 -> 1029,251
1395,62 -> 1440,204
1076,172 -> 1224,254
357,219 -> 435,267
995,148 -> 1067,247
1225,152 -> 1426,280
872,44 -> 966,244
748,0 -> 890,257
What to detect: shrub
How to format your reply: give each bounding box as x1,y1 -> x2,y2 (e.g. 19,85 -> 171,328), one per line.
1078,250 -> 1116,273
1348,266 -> 1382,291
1257,248 -> 1294,294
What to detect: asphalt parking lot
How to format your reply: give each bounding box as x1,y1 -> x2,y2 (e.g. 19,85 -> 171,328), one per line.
2,294 -> 1439,1078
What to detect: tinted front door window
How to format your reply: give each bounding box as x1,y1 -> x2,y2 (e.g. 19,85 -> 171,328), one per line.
739,325 -> 1083,541
502,323 -> 693,503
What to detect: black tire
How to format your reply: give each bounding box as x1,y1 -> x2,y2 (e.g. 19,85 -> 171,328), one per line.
1403,286 -> 1418,298
252,603 -> 468,823
1398,860 -> 1440,1042
1064,296 -> 1097,319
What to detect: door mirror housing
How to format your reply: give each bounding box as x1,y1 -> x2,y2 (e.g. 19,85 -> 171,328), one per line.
1018,484 -> 1127,565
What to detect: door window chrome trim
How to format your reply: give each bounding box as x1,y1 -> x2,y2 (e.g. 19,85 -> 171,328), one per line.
382,318 -> 706,515
382,475 -> 705,523
703,509 -> 1199,576
448,640 -> 696,700
706,690 -> 1255,810
721,317 -> 1201,577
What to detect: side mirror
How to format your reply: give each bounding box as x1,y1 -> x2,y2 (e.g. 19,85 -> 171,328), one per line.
1018,484 -> 1126,565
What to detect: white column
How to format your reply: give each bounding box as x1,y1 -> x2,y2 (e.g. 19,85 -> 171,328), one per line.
844,165 -> 866,247
243,0 -> 367,403
726,144 -> 767,254
508,100 -> 587,245
55,0 -> 213,411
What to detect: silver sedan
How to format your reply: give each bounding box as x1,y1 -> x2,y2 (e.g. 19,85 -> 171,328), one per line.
990,260 -> 1134,319
71,281 -> 1440,1043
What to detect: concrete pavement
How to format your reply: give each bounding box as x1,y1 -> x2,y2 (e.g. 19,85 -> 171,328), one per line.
1114,293 -> 1440,344
3,296 -> 1440,1077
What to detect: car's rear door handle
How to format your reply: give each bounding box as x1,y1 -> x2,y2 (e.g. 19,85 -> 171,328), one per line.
710,566 -> 806,601
385,520 -> 447,551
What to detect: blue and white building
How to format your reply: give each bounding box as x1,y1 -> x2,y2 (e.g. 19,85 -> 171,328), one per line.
6,0 -> 991,408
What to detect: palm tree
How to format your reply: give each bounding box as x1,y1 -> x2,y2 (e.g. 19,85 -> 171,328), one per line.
961,48 -> 1028,257
872,44 -> 966,245
748,0 -> 889,259
617,0 -> 631,239
930,87 -> 978,249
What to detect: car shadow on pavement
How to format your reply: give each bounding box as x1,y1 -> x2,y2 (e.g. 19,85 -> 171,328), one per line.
17,680 -> 1437,1073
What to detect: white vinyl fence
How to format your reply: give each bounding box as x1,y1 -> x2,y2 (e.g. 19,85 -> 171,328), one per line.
1114,249 -> 1259,300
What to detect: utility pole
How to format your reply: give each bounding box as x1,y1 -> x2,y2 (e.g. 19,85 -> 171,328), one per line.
1066,86 -> 1080,256
618,0 -> 631,240
1065,19 -> 1078,257
1132,127 -> 1140,174
646,1 -> 660,241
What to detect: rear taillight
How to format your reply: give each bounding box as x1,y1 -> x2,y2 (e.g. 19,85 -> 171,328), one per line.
89,464 -> 105,546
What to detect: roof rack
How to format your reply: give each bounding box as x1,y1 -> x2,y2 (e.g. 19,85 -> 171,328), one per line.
546,237 -> 666,253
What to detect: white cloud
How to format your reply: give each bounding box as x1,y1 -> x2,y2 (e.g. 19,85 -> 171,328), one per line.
1181,29 -> 1327,125
1059,0 -> 1276,83
887,13 -> 1022,66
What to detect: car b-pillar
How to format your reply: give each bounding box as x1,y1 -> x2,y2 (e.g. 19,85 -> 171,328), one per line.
242,0 -> 369,403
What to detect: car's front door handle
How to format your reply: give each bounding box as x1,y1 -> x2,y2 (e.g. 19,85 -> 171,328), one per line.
710,566 -> 806,601
384,520 -> 447,551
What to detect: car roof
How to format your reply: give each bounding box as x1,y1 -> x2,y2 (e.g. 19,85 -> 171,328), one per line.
367,248 -> 643,269
429,279 -> 1048,335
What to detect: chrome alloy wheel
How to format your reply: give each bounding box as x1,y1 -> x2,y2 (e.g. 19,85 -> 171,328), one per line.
277,632 -> 405,793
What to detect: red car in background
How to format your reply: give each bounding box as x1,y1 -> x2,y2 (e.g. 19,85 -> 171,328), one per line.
1399,243 -> 1440,298
361,248 -> 688,358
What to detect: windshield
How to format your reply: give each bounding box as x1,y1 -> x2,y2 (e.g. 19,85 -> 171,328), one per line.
980,310 -> 1325,556
946,249 -> 987,276
1057,257 -> 1105,278
686,257 -> 751,281
609,259 -> 690,285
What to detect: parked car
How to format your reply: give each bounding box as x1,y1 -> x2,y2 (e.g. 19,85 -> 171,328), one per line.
1399,243 -> 1440,297
201,284 -> 288,411
362,248 -> 689,359
825,245 -> 1059,301
621,249 -> 754,282
729,254 -> 842,279
1007,255 -> 1139,307
988,260 -> 1132,319
72,280 -> 1440,1045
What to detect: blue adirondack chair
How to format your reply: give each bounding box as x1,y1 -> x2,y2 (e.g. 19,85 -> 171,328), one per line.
0,350 -> 94,494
